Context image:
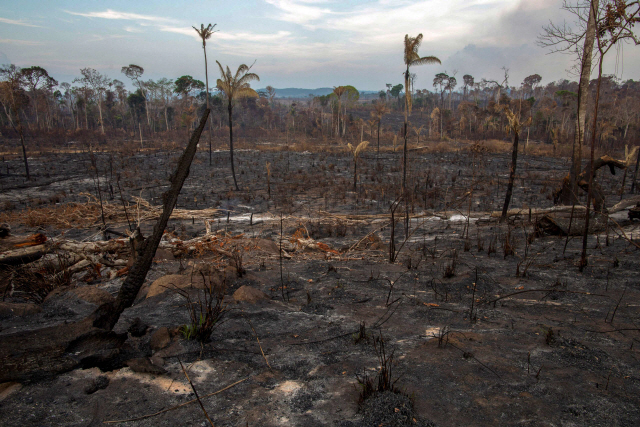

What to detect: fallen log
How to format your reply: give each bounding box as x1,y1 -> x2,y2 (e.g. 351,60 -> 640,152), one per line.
0,318 -> 127,383
0,244 -> 48,266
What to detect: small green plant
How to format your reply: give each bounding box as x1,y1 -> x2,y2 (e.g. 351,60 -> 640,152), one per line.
177,271 -> 228,343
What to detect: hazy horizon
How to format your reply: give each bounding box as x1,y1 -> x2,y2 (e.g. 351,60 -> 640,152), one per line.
2,0 -> 639,93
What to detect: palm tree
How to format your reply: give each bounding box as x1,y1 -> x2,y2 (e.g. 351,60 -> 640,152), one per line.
216,61 -> 259,190
372,102 -> 389,157
347,141 -> 369,192
403,34 -> 440,190
193,23 -> 217,166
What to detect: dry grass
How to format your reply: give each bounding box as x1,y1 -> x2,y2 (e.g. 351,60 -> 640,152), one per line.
0,193 -> 219,229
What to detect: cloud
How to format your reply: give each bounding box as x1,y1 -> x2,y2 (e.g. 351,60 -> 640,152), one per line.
216,31 -> 292,42
264,0 -> 334,26
158,26 -> 200,39
0,17 -> 43,27
0,39 -> 44,46
124,26 -> 144,33
65,9 -> 173,23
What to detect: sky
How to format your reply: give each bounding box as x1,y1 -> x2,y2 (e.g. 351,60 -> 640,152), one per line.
1,0 -> 639,92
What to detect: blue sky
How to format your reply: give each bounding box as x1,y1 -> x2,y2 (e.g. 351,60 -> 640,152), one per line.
1,0 -> 639,91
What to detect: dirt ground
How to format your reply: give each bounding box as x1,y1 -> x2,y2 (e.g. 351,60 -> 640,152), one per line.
1,142 -> 639,426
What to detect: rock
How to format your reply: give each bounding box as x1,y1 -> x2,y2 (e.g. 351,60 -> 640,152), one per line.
125,357 -> 167,375
145,274 -> 206,299
70,286 -> 115,306
0,302 -> 42,319
233,285 -> 270,303
150,327 -> 171,351
128,317 -> 148,337
150,355 -> 164,367
0,382 -> 22,402
84,375 -> 109,395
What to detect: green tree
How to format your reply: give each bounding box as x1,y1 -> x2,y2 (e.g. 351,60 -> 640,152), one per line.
121,64 -> 150,126
174,75 -> 205,97
216,61 -> 259,190
390,84 -> 403,102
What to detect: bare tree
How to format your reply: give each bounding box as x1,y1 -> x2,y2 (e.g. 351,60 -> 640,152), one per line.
579,0 -> 639,269
501,107 -> 532,220
0,65 -> 30,179
540,0 -> 601,204
74,68 -> 110,134
20,66 -> 57,129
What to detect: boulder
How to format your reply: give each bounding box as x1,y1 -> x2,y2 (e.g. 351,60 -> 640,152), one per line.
127,317 -> 148,337
233,285 -> 270,304
70,286 -> 115,306
145,274 -> 206,299
0,302 -> 42,318
125,357 -> 167,375
150,327 -> 171,351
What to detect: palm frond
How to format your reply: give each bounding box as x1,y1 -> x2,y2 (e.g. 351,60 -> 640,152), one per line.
354,140 -> 369,157
412,56 -> 441,67
234,64 -> 250,81
216,61 -> 228,84
236,87 -> 259,98
238,72 -> 260,85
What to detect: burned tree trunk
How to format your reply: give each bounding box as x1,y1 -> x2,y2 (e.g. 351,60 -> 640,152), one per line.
0,110 -> 210,383
501,128 -> 520,220
92,109 -> 210,330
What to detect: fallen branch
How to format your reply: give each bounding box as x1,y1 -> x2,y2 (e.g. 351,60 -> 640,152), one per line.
484,289 -> 609,307
178,358 -> 215,427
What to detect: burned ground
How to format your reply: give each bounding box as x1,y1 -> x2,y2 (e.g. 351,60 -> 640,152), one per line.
1,141 -> 639,426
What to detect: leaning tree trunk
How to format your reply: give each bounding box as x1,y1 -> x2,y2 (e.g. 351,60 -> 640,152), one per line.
0,110 -> 210,383
501,129 -> 520,220
228,102 -> 240,191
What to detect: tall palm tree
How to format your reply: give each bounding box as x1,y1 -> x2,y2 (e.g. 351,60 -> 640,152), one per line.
193,23 -> 217,165
403,34 -> 440,190
216,61 -> 259,190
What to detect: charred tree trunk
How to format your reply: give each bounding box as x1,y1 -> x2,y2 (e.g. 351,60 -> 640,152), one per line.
0,110 -> 210,383
501,129 -> 520,220
561,0 -> 599,205
228,103 -> 239,191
